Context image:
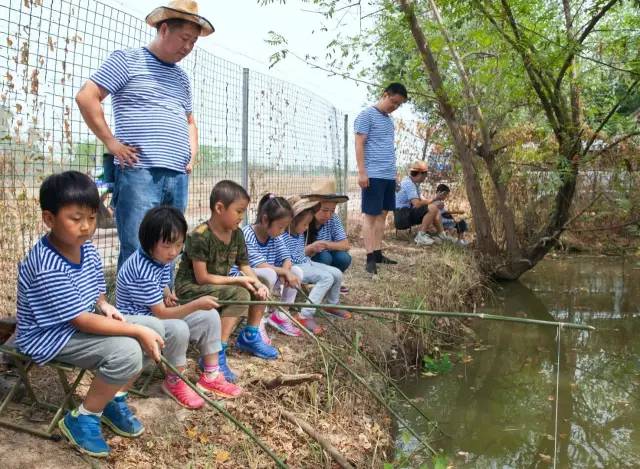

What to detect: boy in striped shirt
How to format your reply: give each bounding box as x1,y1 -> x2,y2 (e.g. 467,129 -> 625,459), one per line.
15,171 -> 165,458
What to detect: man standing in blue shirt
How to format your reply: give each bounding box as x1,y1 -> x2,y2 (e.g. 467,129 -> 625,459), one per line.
354,83 -> 408,274
75,1 -> 214,269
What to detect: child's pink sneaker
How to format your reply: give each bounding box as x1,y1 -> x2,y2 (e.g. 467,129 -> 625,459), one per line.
267,311 -> 302,337
197,373 -> 243,398
162,376 -> 205,409
259,317 -> 272,345
296,315 -> 324,335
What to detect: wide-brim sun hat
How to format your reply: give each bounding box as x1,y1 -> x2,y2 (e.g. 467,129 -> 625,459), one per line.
146,0 -> 214,37
409,160 -> 428,172
302,179 -> 349,204
287,195 -> 320,218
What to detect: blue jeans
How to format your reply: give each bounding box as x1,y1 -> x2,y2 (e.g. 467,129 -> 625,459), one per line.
311,250 -> 352,272
113,167 -> 188,269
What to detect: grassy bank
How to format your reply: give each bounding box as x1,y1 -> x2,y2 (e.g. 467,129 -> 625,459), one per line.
0,239 -> 486,468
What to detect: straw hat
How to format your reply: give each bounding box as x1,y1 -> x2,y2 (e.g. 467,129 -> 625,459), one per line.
146,1 -> 214,37
287,195 -> 320,218
302,179 -> 349,204
409,160 -> 428,172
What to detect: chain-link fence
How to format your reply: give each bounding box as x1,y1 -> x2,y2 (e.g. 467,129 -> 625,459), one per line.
0,0 -> 350,316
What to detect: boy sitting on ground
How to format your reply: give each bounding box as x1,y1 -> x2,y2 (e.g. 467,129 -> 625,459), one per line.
174,180 -> 274,383
15,171 -> 165,458
434,184 -> 469,245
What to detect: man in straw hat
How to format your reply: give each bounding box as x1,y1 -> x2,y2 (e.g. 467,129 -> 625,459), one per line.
76,1 -> 214,269
302,180 -> 352,278
395,160 -> 449,246
354,83 -> 408,274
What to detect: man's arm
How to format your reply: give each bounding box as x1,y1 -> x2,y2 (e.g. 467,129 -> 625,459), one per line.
186,113 -> 198,174
355,133 -> 369,188
75,80 -> 138,166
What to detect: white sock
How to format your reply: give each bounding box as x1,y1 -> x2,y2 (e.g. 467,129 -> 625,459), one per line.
78,403 -> 102,417
115,391 -> 128,398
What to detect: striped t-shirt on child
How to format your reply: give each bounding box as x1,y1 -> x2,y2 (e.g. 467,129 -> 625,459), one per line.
116,249 -> 171,316
229,225 -> 291,275
15,238 -> 107,365
283,231 -> 309,265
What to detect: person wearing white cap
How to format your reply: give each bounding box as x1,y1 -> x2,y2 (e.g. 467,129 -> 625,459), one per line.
76,1 -> 214,270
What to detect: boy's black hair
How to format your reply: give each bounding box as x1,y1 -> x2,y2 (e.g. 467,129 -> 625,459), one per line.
255,193 -> 293,226
436,183 -> 451,193
384,82 -> 408,99
138,206 -> 188,255
156,18 -> 202,33
210,180 -> 250,210
39,171 -> 100,214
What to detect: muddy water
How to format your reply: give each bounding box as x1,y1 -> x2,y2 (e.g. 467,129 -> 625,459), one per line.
398,256 -> 640,468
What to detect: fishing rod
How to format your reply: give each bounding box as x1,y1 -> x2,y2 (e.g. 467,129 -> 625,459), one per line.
265,297 -> 439,457
293,286 -> 450,440
159,356 -> 288,468
216,300 -> 595,331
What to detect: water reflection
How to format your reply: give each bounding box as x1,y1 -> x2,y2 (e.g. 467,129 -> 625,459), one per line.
399,256 -> 640,468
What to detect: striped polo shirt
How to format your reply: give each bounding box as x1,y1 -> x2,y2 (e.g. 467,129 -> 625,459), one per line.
283,231 -> 309,265
91,47 -> 193,173
311,215 -> 347,251
396,176 -> 421,209
15,237 -> 106,365
354,106 -> 397,180
116,249 -> 171,316
229,225 -> 290,274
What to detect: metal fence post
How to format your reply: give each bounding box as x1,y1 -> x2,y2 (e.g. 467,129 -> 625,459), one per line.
241,68 -> 250,224
342,113 -> 349,228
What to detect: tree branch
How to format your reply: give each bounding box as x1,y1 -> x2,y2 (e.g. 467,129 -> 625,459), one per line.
581,77 -> 640,157
555,0 -> 621,92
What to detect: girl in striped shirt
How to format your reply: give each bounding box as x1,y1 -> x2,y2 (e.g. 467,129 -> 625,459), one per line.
239,194 -> 303,338
284,196 -> 351,334
117,206 -> 243,410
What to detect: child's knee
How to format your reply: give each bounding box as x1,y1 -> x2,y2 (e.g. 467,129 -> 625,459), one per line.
291,265 -> 304,280
166,319 -> 190,345
101,338 -> 144,383
257,269 -> 278,289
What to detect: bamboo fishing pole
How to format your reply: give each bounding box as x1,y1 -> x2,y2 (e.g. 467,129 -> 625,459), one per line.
159,357 -> 288,468
293,287 -> 449,439
215,300 -> 595,331
266,299 -> 439,457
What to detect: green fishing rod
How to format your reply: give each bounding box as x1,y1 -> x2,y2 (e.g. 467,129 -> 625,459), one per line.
265,298 -> 439,457
215,300 -> 595,331
293,286 -> 449,440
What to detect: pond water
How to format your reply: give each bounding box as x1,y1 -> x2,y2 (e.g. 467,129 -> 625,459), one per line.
398,256 -> 640,468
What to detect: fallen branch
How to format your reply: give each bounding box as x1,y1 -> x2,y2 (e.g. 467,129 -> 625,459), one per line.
281,411 -> 354,469
249,373 -> 322,390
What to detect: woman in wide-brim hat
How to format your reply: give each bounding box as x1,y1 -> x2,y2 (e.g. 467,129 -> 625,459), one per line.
302,180 -> 353,285
283,196 -> 352,333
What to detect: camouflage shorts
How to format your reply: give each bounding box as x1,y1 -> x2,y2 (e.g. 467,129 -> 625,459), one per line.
175,283 -> 251,317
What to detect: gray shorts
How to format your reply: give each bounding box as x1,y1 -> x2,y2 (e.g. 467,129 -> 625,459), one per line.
54,315 -> 165,386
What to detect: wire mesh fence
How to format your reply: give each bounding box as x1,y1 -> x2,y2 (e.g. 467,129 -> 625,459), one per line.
0,0 -> 348,316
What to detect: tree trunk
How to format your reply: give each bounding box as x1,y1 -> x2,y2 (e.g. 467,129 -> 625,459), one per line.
397,0 -> 499,255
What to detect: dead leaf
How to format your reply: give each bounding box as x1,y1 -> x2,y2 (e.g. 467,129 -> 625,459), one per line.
215,450 -> 230,463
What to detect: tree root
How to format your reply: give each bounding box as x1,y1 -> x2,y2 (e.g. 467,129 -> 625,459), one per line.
249,373 -> 323,390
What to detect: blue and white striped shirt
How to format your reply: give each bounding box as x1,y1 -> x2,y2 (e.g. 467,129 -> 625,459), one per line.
354,106 -> 397,180
230,225 -> 290,274
116,249 -> 171,316
312,215 -> 347,251
396,176 -> 420,209
15,238 -> 106,365
91,47 -> 193,173
283,231 -> 309,265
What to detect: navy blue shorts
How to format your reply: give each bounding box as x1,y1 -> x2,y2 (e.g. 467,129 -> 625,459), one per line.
361,178 -> 397,215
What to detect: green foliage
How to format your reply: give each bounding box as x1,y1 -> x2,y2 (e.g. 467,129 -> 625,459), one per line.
422,354 -> 453,375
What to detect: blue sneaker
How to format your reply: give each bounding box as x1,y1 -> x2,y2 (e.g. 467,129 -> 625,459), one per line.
235,327 -> 279,360
200,345 -> 238,383
101,393 -> 144,438
58,410 -> 110,458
